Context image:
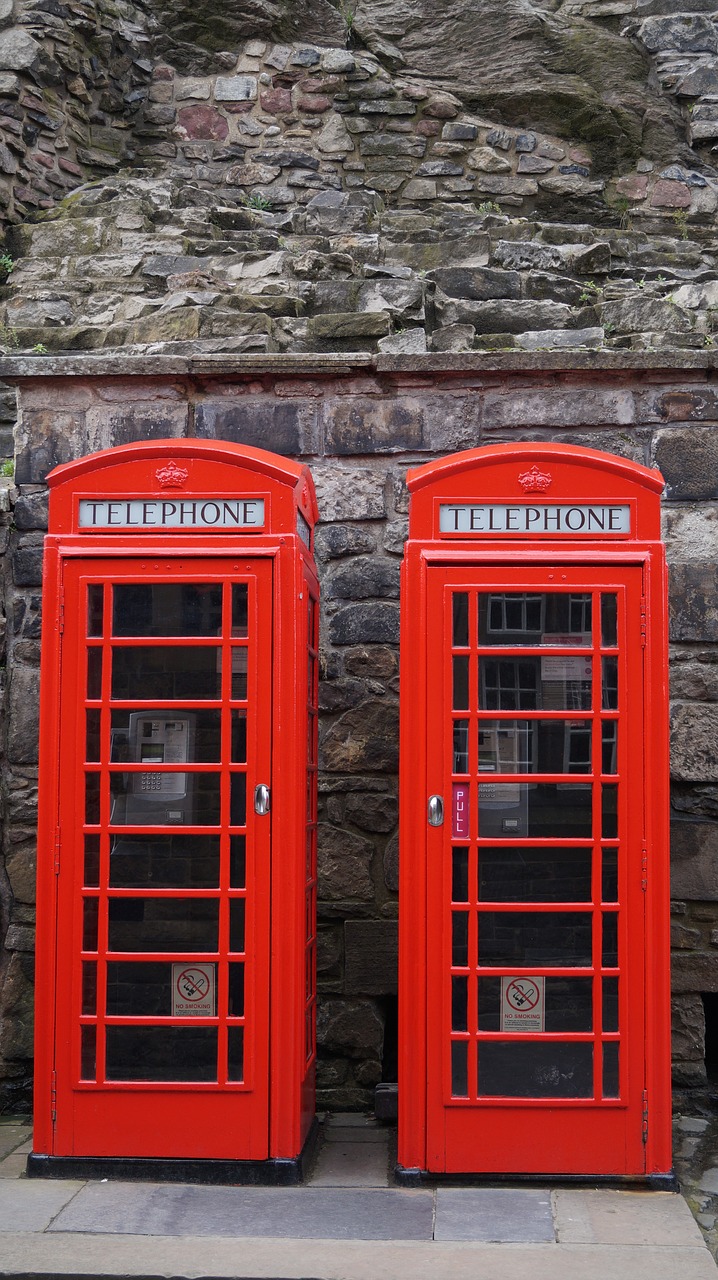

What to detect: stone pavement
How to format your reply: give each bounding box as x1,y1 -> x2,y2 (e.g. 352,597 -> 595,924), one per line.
0,1112 -> 716,1280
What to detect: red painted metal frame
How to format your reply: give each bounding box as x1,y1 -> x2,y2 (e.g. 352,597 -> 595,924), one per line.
399,444 -> 671,1178
34,440 -> 319,1165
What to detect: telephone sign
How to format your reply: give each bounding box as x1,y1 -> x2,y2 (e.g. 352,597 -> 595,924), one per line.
30,440 -> 320,1183
399,443 -> 672,1182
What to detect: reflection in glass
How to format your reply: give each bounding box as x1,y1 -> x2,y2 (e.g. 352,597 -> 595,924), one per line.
478,847 -> 592,903
603,912 -> 618,968
82,962 -> 97,1015
602,721 -> 618,774
228,1027 -> 244,1082
602,849 -> 618,903
603,1042 -> 619,1098
602,657 -> 618,710
478,1042 -> 593,1097
601,595 -> 617,648
111,647 -> 222,701
479,593 -> 591,645
80,1026 -> 96,1080
480,659 -> 591,712
478,976 -> 593,1031
232,584 -> 248,638
452,848 -> 469,902
229,963 -> 245,1017
109,772 -> 221,827
478,911 -> 592,967
231,712 -> 247,763
451,1041 -> 468,1097
84,836 -> 100,887
602,784 -> 618,838
83,897 -> 99,952
452,593 -> 468,648
230,899 -> 246,953
106,1026 -> 217,1081
603,977 -> 619,1032
109,835 -> 220,888
113,584 -> 223,637
230,647 -> 248,701
87,584 -> 104,637
87,648 -> 102,700
453,656 -> 469,711
453,720 -> 469,773
452,976 -> 468,1031
478,720 -> 592,775
86,710 -> 101,763
110,709 -> 221,764
107,898 -> 219,953
107,962 -> 173,1016
230,836 -> 246,887
452,911 -> 469,967
478,783 -> 593,838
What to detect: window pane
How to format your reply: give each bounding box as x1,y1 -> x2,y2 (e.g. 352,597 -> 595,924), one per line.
453,720 -> 469,773
602,721 -> 618,774
478,911 -> 592,967
81,1026 -> 96,1081
452,593 -> 469,648
452,976 -> 468,1031
82,962 -> 97,1015
83,898 -> 98,952
478,847 -> 592,903
232,584 -> 248,638
452,911 -> 469,967
110,772 -> 221,827
478,1042 -> 593,1098
480,658 -> 591,711
112,584 -> 223,637
602,849 -> 618,903
602,784 -> 618,838
603,1042 -> 619,1098
478,720 -> 592,775
451,1041 -> 468,1097
87,648 -> 102,700
230,836 -> 246,888
478,976 -> 593,1031
602,657 -> 618,710
106,1026 -> 217,1082
231,711 -> 247,763
452,847 -> 469,902
84,836 -> 100,887
228,1027 -> 244,1081
601,595 -> 617,647
106,962 -> 173,1016
229,963 -> 245,1017
230,647 -> 248,700
87,584 -> 104,637
230,899 -> 246,953
453,656 -> 470,710
478,783 -> 593,838
479,594 -> 591,645
86,710 -> 101,763
602,912 -> 618,967
603,977 -> 619,1032
111,647 -> 222,700
230,774 -> 246,827
107,898 -> 218,953
109,835 -> 220,888
110,710 -> 221,764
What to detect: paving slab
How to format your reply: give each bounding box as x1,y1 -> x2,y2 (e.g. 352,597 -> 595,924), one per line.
0,1128 -> 31,1160
554,1188 -> 707,1246
48,1182 -> 434,1241
435,1187 -> 554,1242
1,1233 -> 717,1280
0,1180 -> 85,1232
310,1139 -> 390,1187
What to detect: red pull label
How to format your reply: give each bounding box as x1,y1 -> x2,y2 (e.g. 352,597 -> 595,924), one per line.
452,783 -> 470,839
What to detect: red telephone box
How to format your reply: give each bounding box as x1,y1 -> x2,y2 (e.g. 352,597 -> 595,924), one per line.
29,440 -> 319,1183
398,444 -> 672,1182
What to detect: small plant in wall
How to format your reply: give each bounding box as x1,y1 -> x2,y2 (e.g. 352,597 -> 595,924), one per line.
241,192 -> 272,212
0,253 -> 13,281
477,201 -> 502,216
0,459 -> 13,478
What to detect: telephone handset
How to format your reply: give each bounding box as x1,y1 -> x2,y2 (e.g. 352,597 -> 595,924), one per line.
125,713 -> 195,824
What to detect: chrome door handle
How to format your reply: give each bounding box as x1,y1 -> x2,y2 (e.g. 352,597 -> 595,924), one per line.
428,795 -> 444,827
254,784 -> 271,816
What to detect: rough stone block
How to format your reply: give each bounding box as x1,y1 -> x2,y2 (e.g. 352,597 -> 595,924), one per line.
669,564 -> 718,642
671,993 -> 705,1072
481,388 -> 635,429
13,491 -> 48,530
344,921 -> 398,994
325,556 -> 400,601
429,266 -> 521,301
7,664 -> 39,763
215,76 -> 257,102
12,545 -> 43,586
655,428 -> 718,500
320,699 -> 399,771
671,703 -> 718,781
671,820 -> 718,901
308,312 -> 391,340
328,603 -> 400,647
196,400 -> 318,455
317,998 -> 384,1058
86,404 -> 188,452
317,824 -> 374,900
177,105 -> 229,141
324,397 -> 424,453
663,507 -> 718,561
312,466 -> 385,520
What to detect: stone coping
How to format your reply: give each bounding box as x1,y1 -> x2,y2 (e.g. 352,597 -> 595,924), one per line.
2,349 -> 718,381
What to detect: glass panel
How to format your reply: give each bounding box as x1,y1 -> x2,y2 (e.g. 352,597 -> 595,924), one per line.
83,898 -> 99,952
80,1026 -> 96,1080
602,721 -> 618,774
601,594 -> 617,647
87,648 -> 102,699
479,593 -> 592,645
603,912 -> 618,967
110,710 -> 222,763
228,1027 -> 244,1081
478,720 -> 591,774
84,835 -> 100,887
453,656 -> 469,710
453,593 -> 469,648
602,657 -> 618,710
82,962 -> 97,1015
109,835 -> 220,888
452,911 -> 469,967
230,899 -> 246,953
230,774 -> 247,827
109,772 -> 221,827
87,584 -> 104,637
453,720 -> 469,773
478,1043 -> 593,1098
107,898 -> 219,952
232,584 -> 248,638
603,977 -> 619,1032
480,659 -> 591,712
230,647 -> 248,700
478,782 -> 593,838
111,647 -> 221,701
231,711 -> 247,763
478,847 -> 592,903
106,962 -> 173,1015
230,836 -> 246,887
452,847 -> 469,902
86,710 -> 101,763
85,772 -> 100,824
603,1042 -> 619,1097
452,976 -> 468,1031
112,584 -> 223,637
478,976 -> 593,1031
451,1041 -> 468,1097
229,963 -> 245,1016
478,911 -> 592,967
106,1026 -> 217,1081
602,849 -> 618,903
602,784 -> 618,838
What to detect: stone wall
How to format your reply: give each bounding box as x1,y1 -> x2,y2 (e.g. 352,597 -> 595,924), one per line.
0,350 -> 717,1110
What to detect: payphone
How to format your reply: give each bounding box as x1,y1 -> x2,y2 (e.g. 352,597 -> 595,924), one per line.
30,439 -> 319,1183
398,443 -> 672,1182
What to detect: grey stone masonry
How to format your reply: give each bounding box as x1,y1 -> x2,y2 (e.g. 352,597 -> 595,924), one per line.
0,349 -> 718,1109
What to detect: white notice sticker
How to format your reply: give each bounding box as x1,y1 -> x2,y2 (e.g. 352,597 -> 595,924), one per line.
501,976 -> 545,1033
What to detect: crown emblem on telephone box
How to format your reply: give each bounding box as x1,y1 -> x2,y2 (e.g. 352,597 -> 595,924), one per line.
155,461 -> 189,488
518,465 -> 553,493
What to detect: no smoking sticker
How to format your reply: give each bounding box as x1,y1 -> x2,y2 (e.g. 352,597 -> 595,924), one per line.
500,976 -> 545,1032
172,963 -> 216,1017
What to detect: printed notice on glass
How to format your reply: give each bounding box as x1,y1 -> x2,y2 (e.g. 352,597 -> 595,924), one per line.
172,963 -> 216,1017
540,634 -> 592,682
501,976 -> 545,1033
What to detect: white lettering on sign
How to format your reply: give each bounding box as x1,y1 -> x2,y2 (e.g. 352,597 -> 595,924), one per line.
501,976 -> 545,1033
439,504 -> 631,535
79,498 -> 265,530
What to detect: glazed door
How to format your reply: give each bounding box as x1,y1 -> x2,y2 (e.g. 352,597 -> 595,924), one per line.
52,557 -> 272,1160
426,564 -> 647,1175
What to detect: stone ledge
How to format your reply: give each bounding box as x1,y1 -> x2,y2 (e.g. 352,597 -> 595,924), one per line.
2,348 -> 718,381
